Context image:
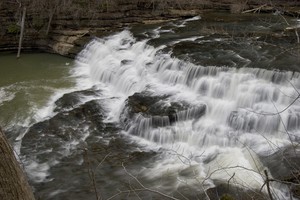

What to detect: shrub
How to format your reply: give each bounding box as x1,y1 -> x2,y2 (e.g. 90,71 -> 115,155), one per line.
220,194 -> 235,200
7,24 -> 20,34
32,17 -> 44,30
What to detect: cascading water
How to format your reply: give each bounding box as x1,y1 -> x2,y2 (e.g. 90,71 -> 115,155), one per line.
74,29 -> 300,199
0,14 -> 299,199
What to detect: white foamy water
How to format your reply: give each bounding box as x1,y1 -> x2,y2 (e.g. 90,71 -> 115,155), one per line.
169,36 -> 204,45
74,30 -> 300,198
177,15 -> 201,27
0,87 -> 16,105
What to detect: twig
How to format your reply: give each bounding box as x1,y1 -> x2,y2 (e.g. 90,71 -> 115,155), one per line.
242,4 -> 267,14
270,100 -> 296,152
203,165 -> 262,185
129,184 -> 142,200
84,148 -> 101,200
107,188 -> 156,200
95,152 -> 111,170
201,185 -> 211,200
120,162 -> 180,200
243,94 -> 300,116
279,12 -> 300,44
287,79 -> 300,96
175,190 -> 190,200
273,46 -> 300,58
167,149 -> 192,166
227,172 -> 235,190
264,170 -> 274,200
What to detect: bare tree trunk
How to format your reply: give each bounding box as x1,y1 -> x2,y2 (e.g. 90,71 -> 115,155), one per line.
0,128 -> 35,200
46,11 -> 54,36
17,7 -> 26,58
106,0 -> 109,12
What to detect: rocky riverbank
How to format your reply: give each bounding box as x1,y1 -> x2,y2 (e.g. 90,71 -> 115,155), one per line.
0,0 -> 299,58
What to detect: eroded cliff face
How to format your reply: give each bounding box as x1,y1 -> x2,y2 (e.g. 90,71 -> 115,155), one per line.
0,0 -> 203,57
0,0 -> 299,57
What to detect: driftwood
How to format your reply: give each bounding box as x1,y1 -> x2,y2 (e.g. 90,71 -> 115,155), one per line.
242,4 -> 268,14
0,128 -> 35,200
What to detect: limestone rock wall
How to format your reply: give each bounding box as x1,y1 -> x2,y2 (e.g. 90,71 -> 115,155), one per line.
0,0 -> 202,56
0,0 -> 299,57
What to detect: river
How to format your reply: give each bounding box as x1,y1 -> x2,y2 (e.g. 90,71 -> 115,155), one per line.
0,12 -> 300,200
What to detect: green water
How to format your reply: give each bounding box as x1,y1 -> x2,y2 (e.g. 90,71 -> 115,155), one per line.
0,53 -> 75,135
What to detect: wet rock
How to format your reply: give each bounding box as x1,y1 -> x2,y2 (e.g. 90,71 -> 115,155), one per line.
107,137 -> 132,152
21,99 -> 105,161
22,94 -> 158,171
261,146 -> 300,180
102,138 -> 158,166
283,170 -> 300,199
121,91 -> 206,128
29,124 -> 158,200
121,91 -> 169,121
261,146 -> 300,198
120,91 -> 206,139
121,59 -> 133,65
22,96 -> 158,199
128,151 -> 157,162
54,88 -> 101,112
205,183 -> 268,200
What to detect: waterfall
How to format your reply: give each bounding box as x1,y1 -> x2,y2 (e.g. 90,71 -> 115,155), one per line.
75,30 -> 300,198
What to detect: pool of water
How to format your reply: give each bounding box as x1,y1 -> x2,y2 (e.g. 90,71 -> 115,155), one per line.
0,53 -> 74,137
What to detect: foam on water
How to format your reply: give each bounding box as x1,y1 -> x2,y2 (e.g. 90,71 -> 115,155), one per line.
185,15 -> 201,22
25,161 -> 51,183
0,87 -> 16,105
176,15 -> 201,27
75,30 -> 300,198
169,36 -> 204,45
149,26 -> 175,39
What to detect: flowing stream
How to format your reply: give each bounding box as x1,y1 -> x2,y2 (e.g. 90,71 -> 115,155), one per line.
1,13 -> 300,199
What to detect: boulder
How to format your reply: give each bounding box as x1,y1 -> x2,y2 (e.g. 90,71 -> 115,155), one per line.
54,89 -> 101,112
21,99 -> 105,162
120,91 -> 206,133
